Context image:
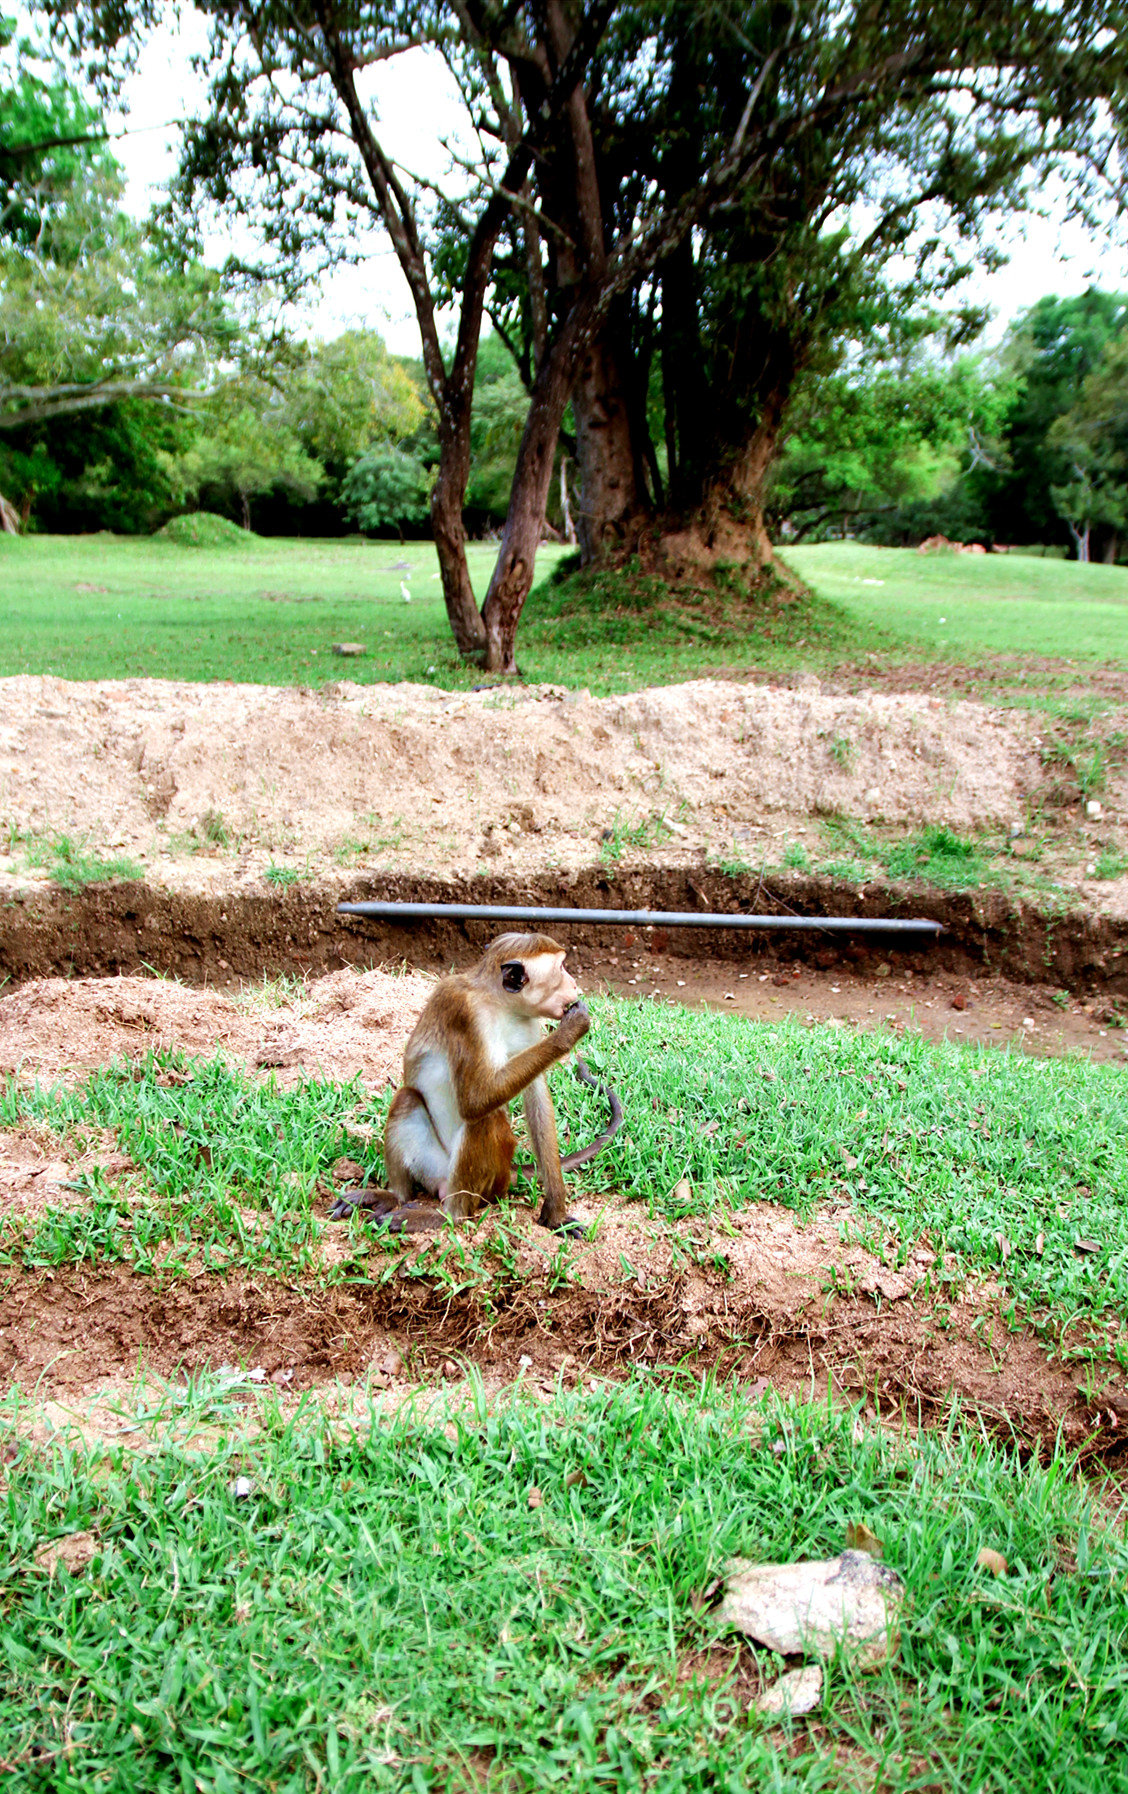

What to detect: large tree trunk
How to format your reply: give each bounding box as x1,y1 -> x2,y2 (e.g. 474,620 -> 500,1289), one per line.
572,329 -> 645,563
649,406 -> 788,581
0,491 -> 19,535
481,313 -> 583,672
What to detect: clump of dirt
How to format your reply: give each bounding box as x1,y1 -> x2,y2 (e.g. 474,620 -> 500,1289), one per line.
4,1194 -> 1120,1459
0,965 -> 429,1088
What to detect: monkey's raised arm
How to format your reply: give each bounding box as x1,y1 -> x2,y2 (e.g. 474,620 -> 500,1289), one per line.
453,1001 -> 590,1123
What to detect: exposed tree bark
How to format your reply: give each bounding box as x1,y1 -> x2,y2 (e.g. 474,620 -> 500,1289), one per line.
481,303 -> 591,671
572,329 -> 646,563
0,491 -> 19,535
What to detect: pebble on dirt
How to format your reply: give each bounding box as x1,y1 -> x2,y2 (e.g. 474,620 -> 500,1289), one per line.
754,1664 -> 824,1718
34,1531 -> 99,1576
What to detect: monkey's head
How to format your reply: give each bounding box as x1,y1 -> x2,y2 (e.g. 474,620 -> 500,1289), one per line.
480,932 -> 580,1020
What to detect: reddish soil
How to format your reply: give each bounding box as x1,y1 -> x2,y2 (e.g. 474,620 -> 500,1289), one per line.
5,1193 -> 1121,1461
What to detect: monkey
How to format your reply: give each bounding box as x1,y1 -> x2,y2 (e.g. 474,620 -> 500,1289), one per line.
331,933 -> 600,1235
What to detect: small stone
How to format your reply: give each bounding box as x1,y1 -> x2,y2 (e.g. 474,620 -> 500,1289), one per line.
951,992 -> 967,1011
331,1157 -> 367,1184
1086,800 -> 1102,819
379,1348 -> 403,1376
875,963 -> 891,979
230,1476 -> 255,1500
527,1485 -> 544,1509
441,1359 -> 459,1379
975,1547 -> 1008,1577
754,1664 -> 824,1718
519,1353 -> 534,1369
1022,1017 -> 1035,1030
331,642 -> 368,656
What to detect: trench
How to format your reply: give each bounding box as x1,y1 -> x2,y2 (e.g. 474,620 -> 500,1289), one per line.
1,864 -> 1125,996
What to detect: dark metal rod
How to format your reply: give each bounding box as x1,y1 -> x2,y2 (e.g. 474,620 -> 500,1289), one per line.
337,901 -> 942,937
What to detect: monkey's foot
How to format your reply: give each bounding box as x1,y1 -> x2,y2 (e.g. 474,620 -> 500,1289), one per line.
329,1185 -> 399,1222
384,1202 -> 447,1235
543,1213 -> 586,1239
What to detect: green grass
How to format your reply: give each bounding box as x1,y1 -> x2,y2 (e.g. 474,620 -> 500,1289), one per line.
5,1000 -> 1128,1358
786,543 -> 1128,667
4,1376 -> 1127,1793
0,535 -> 569,690
11,829 -> 144,890
3,534 -> 1128,694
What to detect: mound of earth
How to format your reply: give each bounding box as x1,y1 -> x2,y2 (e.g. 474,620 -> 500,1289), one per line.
5,1181 -> 1118,1459
154,513 -> 257,548
1,675 -> 1042,885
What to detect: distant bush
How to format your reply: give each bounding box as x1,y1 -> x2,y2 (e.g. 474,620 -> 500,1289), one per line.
156,512 -> 257,548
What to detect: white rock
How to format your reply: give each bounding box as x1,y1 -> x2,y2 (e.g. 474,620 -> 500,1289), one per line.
1086,800 -> 1103,819
229,1476 -> 255,1500
754,1664 -> 824,1717
717,1550 -> 903,1667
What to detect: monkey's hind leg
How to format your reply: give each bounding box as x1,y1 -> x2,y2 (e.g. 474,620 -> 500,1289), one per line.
443,1111 -> 517,1221
351,1086 -> 449,1233
384,1086 -> 450,1199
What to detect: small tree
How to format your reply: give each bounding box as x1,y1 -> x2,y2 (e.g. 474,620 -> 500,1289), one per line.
341,445 -> 432,541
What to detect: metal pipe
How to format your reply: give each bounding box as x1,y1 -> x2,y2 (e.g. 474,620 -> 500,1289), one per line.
337,900 -> 942,938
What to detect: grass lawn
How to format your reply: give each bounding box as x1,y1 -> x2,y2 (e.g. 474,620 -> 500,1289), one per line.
5,1376 -> 1127,1793
786,543 -> 1128,669
6,997 -> 1128,1364
5,532 -> 1127,696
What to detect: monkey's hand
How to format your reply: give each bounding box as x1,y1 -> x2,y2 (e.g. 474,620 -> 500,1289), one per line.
553,999 -> 591,1054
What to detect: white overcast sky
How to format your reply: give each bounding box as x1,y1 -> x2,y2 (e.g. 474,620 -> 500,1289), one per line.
106,14 -> 1128,359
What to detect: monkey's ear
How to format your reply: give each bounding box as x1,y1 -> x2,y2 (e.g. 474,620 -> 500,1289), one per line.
501,961 -> 528,992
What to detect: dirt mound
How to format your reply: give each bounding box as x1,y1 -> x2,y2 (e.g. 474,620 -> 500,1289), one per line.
5,1195 -> 1116,1458
0,677 -> 1040,889
0,965 -> 429,1088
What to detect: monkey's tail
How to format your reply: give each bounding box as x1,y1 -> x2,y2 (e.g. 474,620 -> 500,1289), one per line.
559,1055 -> 624,1171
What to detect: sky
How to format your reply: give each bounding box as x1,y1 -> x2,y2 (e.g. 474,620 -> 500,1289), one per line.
105,14 -> 1128,361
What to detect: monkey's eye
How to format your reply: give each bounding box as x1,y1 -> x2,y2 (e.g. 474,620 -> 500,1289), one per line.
501,961 -> 528,992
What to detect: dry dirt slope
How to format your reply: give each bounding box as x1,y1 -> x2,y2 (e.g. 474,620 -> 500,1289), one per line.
1,674 -> 1045,887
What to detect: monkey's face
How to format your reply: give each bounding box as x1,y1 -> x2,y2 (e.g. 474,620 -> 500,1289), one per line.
501,951 -> 580,1020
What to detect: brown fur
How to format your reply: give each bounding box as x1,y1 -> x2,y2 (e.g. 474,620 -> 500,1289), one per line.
375,933 -> 589,1233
